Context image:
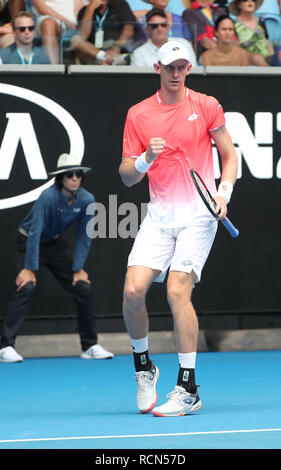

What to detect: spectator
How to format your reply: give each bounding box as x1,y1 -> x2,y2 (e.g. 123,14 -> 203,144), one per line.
0,10 -> 50,63
134,0 -> 193,43
131,8 -> 197,66
202,15 -> 249,65
229,0 -> 275,65
71,0 -> 135,65
0,1 -> 14,48
182,0 -> 226,61
31,0 -> 86,64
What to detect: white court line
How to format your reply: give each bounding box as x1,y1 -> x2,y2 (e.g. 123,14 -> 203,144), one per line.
0,428 -> 281,444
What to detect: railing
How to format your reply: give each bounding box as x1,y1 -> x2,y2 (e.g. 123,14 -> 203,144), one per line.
0,20 -> 280,67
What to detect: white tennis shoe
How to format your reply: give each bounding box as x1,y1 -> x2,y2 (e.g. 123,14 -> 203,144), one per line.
152,385 -> 201,417
0,346 -> 23,363
135,364 -> 159,413
80,344 -> 114,359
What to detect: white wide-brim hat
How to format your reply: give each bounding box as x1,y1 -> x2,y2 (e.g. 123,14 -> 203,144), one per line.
49,153 -> 91,176
229,0 -> 263,16
157,40 -> 191,65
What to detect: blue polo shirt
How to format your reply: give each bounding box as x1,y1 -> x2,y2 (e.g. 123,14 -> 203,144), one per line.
20,184 -> 95,272
0,42 -> 50,64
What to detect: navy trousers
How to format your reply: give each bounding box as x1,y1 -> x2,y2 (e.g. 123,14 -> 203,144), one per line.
0,232 -> 98,351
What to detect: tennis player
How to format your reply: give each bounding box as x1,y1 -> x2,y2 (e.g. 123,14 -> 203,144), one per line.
119,41 -> 238,416
0,153 -> 113,363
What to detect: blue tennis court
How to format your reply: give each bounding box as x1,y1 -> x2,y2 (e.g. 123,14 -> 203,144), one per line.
0,350 -> 281,449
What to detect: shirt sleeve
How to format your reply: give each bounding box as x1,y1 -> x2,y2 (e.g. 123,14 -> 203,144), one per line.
72,195 -> 95,272
205,96 -> 226,132
24,195 -> 47,271
130,46 -> 149,66
122,107 -> 145,157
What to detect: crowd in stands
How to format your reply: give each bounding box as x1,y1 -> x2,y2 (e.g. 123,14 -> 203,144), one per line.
0,0 -> 280,66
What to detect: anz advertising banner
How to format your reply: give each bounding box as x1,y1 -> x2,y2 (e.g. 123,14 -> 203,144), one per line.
0,70 -> 280,333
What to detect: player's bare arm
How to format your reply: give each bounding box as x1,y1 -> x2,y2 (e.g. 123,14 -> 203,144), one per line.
119,137 -> 166,188
210,125 -> 238,219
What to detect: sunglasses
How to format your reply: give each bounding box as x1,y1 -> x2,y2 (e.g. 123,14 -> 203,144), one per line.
64,170 -> 84,179
14,25 -> 35,32
148,22 -> 169,30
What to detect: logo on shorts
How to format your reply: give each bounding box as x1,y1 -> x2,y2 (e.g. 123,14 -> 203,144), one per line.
172,47 -> 180,51
182,259 -> 192,266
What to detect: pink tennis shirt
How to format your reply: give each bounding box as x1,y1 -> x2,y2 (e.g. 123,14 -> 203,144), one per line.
122,87 -> 225,227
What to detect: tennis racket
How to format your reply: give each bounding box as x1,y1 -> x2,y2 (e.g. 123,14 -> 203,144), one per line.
190,169 -> 239,238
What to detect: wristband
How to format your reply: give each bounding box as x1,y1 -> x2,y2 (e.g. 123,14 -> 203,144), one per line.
96,50 -> 106,61
134,152 -> 153,173
217,181 -> 233,203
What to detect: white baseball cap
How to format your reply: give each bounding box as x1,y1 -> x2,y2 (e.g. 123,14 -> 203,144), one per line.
157,40 -> 191,65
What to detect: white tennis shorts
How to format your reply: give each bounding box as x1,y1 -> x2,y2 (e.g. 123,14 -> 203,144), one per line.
127,217 -> 217,283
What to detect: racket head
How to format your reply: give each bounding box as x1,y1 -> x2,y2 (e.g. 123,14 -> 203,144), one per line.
190,169 -> 218,219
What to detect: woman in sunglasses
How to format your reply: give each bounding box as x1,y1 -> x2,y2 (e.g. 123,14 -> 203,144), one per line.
229,0 -> 275,65
0,11 -> 50,64
0,153 -> 113,363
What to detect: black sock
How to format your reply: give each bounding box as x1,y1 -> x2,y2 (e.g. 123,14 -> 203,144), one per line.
133,350 -> 152,372
177,367 -> 197,393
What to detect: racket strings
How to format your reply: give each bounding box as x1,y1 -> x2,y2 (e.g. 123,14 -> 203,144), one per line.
195,177 -> 216,211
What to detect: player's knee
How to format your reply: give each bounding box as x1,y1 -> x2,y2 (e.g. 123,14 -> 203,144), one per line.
167,280 -> 191,307
124,282 -> 146,306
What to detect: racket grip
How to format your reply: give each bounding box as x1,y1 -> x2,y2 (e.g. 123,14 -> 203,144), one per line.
221,217 -> 239,238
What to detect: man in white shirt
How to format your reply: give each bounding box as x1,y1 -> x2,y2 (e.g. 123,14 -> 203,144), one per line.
131,8 -> 197,67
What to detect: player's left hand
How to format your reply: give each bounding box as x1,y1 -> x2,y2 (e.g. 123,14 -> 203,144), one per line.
72,269 -> 91,286
213,196 -> 228,219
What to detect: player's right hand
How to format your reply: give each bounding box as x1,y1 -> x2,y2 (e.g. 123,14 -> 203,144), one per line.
16,269 -> 36,291
146,138 -> 166,163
